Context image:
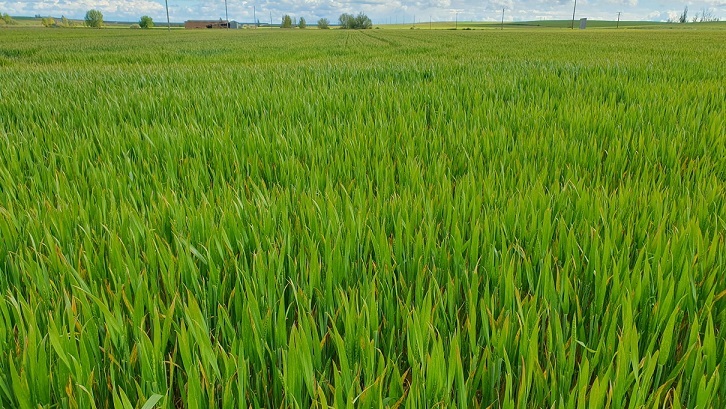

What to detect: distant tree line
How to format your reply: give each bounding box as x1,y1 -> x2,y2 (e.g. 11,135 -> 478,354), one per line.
692,7 -> 720,22
339,12 -> 372,29
278,12 -> 371,29
38,16 -> 76,28
671,6 -> 720,23
36,12 -> 154,29
280,15 -> 307,28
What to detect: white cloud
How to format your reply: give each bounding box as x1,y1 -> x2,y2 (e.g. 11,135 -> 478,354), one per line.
603,0 -> 638,7
0,0 -> 164,20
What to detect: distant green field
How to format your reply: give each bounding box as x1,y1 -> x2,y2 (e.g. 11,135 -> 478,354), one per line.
382,19 -> 670,30
5,15 -> 726,30
1,27 -> 725,408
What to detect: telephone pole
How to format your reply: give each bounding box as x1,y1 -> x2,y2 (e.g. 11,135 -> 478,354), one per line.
165,0 -> 170,31
571,0 -> 577,29
501,8 -> 505,29
617,11 -> 621,28
224,0 -> 229,28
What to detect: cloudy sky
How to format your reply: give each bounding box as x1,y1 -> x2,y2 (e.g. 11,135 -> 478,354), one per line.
1,0 -> 724,24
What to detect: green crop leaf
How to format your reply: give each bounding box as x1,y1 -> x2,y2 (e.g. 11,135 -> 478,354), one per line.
140,393 -> 165,409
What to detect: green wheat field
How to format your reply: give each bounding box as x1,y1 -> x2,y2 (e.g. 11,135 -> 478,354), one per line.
1,27 -> 725,408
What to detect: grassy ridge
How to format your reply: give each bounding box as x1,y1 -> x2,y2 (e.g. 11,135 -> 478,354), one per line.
1,28 -> 725,408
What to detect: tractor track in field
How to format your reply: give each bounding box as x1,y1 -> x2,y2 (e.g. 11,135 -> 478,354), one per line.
357,30 -> 400,47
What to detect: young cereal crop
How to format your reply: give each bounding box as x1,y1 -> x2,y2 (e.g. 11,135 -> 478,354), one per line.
0,27 -> 725,408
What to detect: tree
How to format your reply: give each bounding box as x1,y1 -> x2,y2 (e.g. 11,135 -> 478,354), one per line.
299,17 -> 306,29
339,13 -> 354,28
139,15 -> 153,28
42,17 -> 56,27
281,14 -> 292,28
85,9 -> 103,28
61,15 -> 71,27
317,18 -> 329,29
678,6 -> 688,23
339,12 -> 371,29
696,8 -> 720,22
354,13 -> 372,29
2,13 -> 17,25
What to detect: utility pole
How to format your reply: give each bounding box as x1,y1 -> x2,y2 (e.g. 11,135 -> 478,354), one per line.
617,11 -> 621,28
571,0 -> 577,29
254,6 -> 256,27
270,12 -> 272,26
455,12 -> 458,29
501,8 -> 505,29
165,0 -> 170,31
224,0 -> 229,28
